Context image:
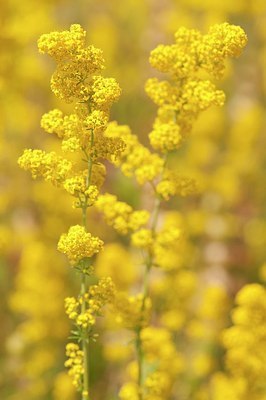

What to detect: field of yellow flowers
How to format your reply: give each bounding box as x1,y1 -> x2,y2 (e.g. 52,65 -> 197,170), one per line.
1,1 -> 266,400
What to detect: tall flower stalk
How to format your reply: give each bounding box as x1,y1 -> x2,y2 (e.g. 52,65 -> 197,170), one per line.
18,24 -> 124,399
115,23 -> 247,400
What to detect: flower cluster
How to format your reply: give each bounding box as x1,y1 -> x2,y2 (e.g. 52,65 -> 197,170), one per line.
150,24 -> 247,78
218,284 -> 266,397
18,149 -> 72,186
114,293 -> 152,330
65,277 -> 115,329
65,343 -> 84,391
210,284 -> 266,400
156,169 -> 198,200
41,107 -> 125,159
38,24 -> 105,103
119,327 -> 184,400
96,193 -> 150,234
64,177 -> 99,206
57,225 -> 103,265
147,23 -> 247,151
131,228 -> 153,248
105,122 -> 164,185
131,223 -> 182,271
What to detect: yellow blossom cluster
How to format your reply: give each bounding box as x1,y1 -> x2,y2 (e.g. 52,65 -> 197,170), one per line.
62,170 -> 101,209
220,284 -> 266,395
141,327 -> 184,373
148,119 -> 182,153
96,193 -> 150,234
209,284 -> 266,400
90,163 -> 107,188
64,175 -> 99,206
120,373 -> 173,400
41,107 -> 125,159
18,149 -> 72,186
131,228 -> 153,248
119,327 -> 184,400
57,225 -> 103,265
38,23 -> 122,114
114,293 -> 152,329
131,224 -> 182,271
65,277 -> 115,328
105,122 -> 164,184
65,343 -> 84,391
153,227 -> 182,269
156,169 -> 198,200
150,24 -> 247,78
146,23 -> 247,153
38,24 -> 105,103
91,75 -> 121,111
200,23 -> 248,77
146,78 -> 225,152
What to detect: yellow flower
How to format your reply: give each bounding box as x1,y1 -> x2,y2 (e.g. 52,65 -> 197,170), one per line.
65,277 -> 115,328
119,382 -> 139,400
114,293 -> 152,329
105,121 -> 164,184
18,149 -> 72,186
131,228 -> 153,248
38,24 -> 105,102
57,225 -> 103,264
91,75 -> 121,111
149,121 -> 182,152
96,193 -> 149,235
65,342 -> 84,390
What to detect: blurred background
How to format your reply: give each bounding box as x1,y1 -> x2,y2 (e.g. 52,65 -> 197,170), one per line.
0,0 -> 266,399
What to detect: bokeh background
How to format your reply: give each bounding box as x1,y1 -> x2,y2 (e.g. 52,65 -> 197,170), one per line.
0,0 -> 266,399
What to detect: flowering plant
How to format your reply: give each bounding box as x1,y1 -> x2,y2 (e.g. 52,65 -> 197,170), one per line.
17,22 -> 266,400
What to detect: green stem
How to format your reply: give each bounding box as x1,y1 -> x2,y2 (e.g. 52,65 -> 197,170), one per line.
82,205 -> 87,228
80,130 -> 94,400
136,327 -> 143,400
81,273 -> 89,400
87,131 -> 94,187
136,154 -> 168,398
136,198 -> 162,398
151,196 -> 161,233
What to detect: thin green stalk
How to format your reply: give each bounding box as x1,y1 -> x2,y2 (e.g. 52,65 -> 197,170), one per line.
80,129 -> 94,400
136,327 -> 143,400
136,154 -> 168,398
87,131 -> 94,187
81,272 -> 89,400
136,260 -> 152,399
151,196 -> 161,233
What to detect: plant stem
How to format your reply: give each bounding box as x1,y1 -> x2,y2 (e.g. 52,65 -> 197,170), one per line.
136,154 -> 168,398
136,327 -> 143,399
81,272 -> 90,400
80,130 -> 94,400
136,195 -> 162,398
